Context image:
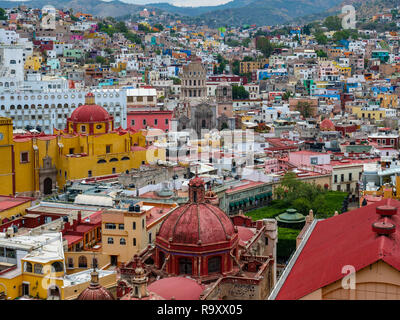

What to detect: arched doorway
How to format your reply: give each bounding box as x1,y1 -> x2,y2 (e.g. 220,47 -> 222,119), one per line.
47,285 -> 60,300
43,177 -> 52,195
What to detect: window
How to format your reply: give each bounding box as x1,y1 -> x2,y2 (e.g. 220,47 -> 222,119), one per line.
349,173 -> 352,181
120,238 -> 126,245
341,174 -> 344,182
132,222 -> 136,230
208,256 -> 222,274
24,262 -> 33,272
88,170 -> 92,177
105,223 -> 116,229
142,219 -> 144,229
106,145 -> 111,153
112,168 -> 116,174
337,185 -> 341,191
154,119 -> 158,125
133,238 -> 136,246
67,258 -> 74,268
143,119 -> 146,126
118,224 -> 124,230
165,119 -> 169,125
149,233 -> 152,243
81,125 -> 86,133
107,237 -> 114,244
131,119 -> 135,126
34,264 -> 43,274
310,157 -> 318,165
179,258 -> 192,275
78,256 -> 87,268
51,261 -> 63,273
20,151 -> 29,163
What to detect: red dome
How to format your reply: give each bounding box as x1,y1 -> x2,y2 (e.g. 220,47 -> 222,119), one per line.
157,202 -> 235,245
147,277 -> 205,300
77,271 -> 115,300
320,118 -> 335,131
69,104 -> 112,123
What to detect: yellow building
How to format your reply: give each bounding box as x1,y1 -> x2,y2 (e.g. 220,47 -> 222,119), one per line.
0,93 -> 165,197
352,106 -> 386,121
332,62 -> 351,78
0,196 -> 33,222
24,55 -> 43,71
0,232 -> 116,300
101,202 -> 177,265
240,59 -> 269,74
377,93 -> 398,109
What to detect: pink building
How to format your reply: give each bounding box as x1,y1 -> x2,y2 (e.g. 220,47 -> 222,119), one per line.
288,151 -> 331,167
70,35 -> 84,41
127,110 -> 173,132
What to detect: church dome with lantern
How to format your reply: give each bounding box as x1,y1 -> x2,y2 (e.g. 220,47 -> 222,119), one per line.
77,270 -> 115,300
154,175 -> 239,278
66,92 -> 114,135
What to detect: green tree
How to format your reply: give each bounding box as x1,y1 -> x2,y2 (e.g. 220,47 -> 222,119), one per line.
314,32 -> 328,45
232,60 -> 240,75
0,8 -> 7,20
323,15 -> 342,31
316,49 -> 327,58
293,198 -> 312,215
153,23 -> 164,31
296,101 -> 312,118
232,85 -> 249,100
96,55 -> 107,65
282,91 -> 292,100
256,37 -> 274,58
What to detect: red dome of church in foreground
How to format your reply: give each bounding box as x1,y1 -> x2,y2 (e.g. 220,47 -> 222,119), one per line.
157,176 -> 236,246
155,175 -> 239,278
320,118 -> 335,131
77,270 -> 115,300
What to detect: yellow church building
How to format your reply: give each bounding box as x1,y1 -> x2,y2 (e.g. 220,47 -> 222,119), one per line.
0,93 -> 165,197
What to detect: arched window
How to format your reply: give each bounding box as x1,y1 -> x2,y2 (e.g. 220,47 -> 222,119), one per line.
24,261 -> 32,272
51,261 -> 64,273
109,158 -> 118,162
121,156 -> 130,161
97,159 -> 107,164
34,263 -> 43,274
78,256 -> 87,268
207,256 -> 222,274
120,238 -> 126,245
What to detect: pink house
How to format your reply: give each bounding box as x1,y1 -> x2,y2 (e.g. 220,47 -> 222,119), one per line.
288,151 -> 331,167
127,110 -> 173,132
70,35 -> 84,41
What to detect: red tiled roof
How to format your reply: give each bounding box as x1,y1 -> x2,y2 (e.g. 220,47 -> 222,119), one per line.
275,199 -> 400,300
63,235 -> 82,246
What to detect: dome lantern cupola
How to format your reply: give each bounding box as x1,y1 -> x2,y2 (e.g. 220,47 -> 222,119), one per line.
189,175 -> 205,203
